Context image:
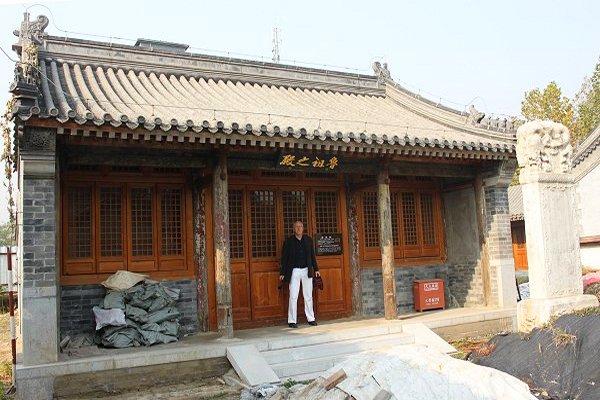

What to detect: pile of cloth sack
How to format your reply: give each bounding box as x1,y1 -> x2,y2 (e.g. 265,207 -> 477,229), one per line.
92,270 -> 182,348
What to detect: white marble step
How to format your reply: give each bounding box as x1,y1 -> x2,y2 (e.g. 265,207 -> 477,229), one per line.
257,321 -> 405,352
263,331 -> 414,365
267,332 -> 415,380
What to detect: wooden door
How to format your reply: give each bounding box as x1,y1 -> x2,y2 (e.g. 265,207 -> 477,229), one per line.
511,221 -> 528,270
229,184 -> 351,328
311,189 -> 348,318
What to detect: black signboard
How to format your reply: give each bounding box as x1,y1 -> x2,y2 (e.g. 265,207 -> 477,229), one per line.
315,233 -> 343,256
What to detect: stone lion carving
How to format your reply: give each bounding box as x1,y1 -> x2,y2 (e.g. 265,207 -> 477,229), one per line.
516,120 -> 572,173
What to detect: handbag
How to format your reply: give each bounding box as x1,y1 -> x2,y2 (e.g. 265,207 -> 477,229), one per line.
313,275 -> 324,291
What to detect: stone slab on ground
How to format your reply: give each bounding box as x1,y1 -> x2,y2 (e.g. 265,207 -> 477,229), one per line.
227,344 -> 280,386
401,322 -> 456,354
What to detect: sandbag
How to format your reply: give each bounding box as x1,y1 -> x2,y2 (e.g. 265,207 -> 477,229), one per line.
125,304 -> 149,323
139,329 -> 178,346
101,291 -> 126,309
93,306 -> 126,330
101,270 -> 148,291
102,327 -> 142,348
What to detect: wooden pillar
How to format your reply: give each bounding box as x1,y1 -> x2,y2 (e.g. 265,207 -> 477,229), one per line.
193,172 -> 209,332
212,154 -> 233,337
474,171 -> 491,306
345,176 -> 363,315
377,166 -> 397,319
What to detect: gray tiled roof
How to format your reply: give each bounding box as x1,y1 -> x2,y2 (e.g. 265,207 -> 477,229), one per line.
14,36 -> 516,157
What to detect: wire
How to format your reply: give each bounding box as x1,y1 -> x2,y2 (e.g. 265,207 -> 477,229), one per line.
1,41 -> 516,135
20,3 -> 514,112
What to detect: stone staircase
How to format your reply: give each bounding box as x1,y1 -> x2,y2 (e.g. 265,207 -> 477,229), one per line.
228,321 -> 443,384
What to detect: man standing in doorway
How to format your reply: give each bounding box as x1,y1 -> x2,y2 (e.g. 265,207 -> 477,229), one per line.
280,220 -> 320,328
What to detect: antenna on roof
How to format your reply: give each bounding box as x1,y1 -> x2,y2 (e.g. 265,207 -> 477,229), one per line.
272,27 -> 281,63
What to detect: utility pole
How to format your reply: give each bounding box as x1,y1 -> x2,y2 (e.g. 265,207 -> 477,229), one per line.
272,27 -> 281,63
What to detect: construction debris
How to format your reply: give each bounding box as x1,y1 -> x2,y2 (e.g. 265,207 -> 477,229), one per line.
93,271 -> 181,348
266,345 -> 535,400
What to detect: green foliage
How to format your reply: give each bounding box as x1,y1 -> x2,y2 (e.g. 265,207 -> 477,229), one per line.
576,58 -> 600,140
520,59 -> 600,147
0,222 -> 14,247
1,98 -> 16,231
521,81 -> 577,142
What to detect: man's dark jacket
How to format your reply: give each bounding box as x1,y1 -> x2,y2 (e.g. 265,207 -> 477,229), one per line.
280,235 -> 319,283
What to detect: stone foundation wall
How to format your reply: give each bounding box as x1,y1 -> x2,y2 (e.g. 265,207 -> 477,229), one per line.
60,279 -> 198,339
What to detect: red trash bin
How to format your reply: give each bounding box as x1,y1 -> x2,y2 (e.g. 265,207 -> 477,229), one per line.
413,279 -> 445,312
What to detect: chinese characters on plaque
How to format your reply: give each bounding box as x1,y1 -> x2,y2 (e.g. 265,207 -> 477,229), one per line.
278,152 -> 340,170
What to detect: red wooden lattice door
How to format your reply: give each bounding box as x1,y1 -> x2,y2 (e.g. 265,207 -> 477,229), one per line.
228,185 -> 350,328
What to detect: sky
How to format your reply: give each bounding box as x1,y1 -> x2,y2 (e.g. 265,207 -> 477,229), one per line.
0,0 -> 598,223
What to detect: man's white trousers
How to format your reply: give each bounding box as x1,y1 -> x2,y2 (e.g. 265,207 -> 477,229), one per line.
288,267 -> 315,323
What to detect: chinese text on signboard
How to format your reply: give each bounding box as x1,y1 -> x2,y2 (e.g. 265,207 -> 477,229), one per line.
278,153 -> 340,170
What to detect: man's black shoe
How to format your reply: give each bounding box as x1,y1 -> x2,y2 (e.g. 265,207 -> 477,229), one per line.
288,323 -> 298,328
308,321 -> 318,326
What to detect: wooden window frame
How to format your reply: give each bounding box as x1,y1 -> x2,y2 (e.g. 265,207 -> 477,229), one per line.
357,177 -> 446,267
61,169 -> 194,285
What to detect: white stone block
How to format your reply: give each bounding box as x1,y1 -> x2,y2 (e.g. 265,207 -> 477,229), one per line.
517,295 -> 599,332
227,344 -> 280,386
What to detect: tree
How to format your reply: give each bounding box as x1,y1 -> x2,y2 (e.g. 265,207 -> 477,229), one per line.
575,58 -> 600,140
521,81 -> 578,143
0,221 -> 15,246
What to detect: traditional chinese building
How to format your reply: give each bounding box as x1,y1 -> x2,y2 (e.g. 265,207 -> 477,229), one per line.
10,13 -> 519,370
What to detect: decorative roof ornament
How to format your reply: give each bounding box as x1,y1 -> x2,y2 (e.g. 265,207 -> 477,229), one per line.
13,13 -> 49,45
10,13 -> 48,115
516,120 -> 573,174
372,61 -> 391,85
467,105 -> 485,125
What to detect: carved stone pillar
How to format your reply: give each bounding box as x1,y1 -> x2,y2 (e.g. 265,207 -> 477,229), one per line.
377,166 -> 397,319
212,154 -> 233,337
18,128 -> 59,367
516,120 -> 598,331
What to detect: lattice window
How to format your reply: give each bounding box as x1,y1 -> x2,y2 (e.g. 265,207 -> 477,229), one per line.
228,189 -> 245,259
305,172 -> 336,179
260,171 -> 297,178
112,166 -> 141,173
99,187 -> 122,257
402,192 -> 418,246
390,192 -> 400,247
314,191 -> 338,233
250,190 -> 276,258
131,188 -> 154,257
283,191 -> 308,236
160,188 -> 183,256
420,193 -> 435,245
67,186 -> 92,258
362,191 -> 379,247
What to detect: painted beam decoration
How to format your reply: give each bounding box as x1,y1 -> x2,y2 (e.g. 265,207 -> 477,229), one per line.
278,152 -> 341,170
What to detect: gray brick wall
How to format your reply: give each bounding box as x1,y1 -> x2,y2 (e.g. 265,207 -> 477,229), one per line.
361,265 -> 449,315
447,262 -> 484,306
60,285 -> 105,338
60,279 -> 198,339
21,178 -> 56,290
361,262 -> 485,315
484,185 -> 512,305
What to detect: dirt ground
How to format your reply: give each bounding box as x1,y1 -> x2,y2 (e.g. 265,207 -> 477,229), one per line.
56,379 -> 241,400
0,311 -> 15,399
